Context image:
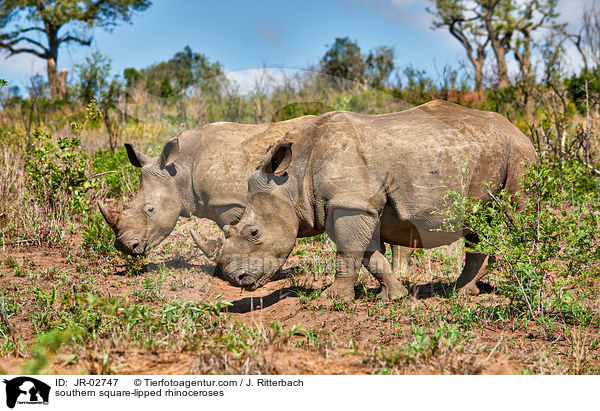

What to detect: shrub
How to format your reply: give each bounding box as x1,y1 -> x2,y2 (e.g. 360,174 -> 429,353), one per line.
91,146 -> 139,198
81,211 -> 116,256
442,158 -> 600,321
24,129 -> 94,215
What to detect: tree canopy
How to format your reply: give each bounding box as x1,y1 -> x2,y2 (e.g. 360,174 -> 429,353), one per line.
320,37 -> 395,89
124,45 -> 223,98
0,0 -> 151,99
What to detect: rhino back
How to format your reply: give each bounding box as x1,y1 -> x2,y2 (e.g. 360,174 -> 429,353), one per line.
179,116 -> 315,209
287,101 -> 534,244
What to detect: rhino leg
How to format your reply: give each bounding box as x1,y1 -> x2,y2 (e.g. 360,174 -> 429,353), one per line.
364,241 -> 408,301
391,245 -> 413,280
454,234 -> 490,295
323,209 -> 380,303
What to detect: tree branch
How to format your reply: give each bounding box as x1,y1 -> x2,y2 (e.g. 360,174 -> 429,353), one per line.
58,35 -> 92,46
80,0 -> 110,23
9,26 -> 46,36
0,41 -> 49,59
3,36 -> 48,52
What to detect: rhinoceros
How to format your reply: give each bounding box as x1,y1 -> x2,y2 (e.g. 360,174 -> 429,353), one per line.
98,116 -> 316,255
191,100 -> 537,301
98,116 -> 408,271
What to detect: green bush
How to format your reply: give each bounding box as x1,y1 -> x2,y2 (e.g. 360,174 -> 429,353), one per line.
24,128 -> 94,215
91,146 -> 139,198
82,211 -> 115,256
443,158 -> 600,321
22,101 -> 104,220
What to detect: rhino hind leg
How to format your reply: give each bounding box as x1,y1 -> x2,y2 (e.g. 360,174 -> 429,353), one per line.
454,234 -> 491,295
364,242 -> 408,301
391,245 -> 413,280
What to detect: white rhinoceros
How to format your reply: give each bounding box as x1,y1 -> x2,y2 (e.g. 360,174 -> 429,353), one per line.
192,100 -> 537,301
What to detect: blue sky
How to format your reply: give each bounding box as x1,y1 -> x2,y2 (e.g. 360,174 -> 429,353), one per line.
0,0 -> 590,92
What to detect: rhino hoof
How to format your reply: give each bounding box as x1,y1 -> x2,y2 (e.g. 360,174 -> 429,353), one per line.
320,283 -> 355,304
378,284 -> 408,302
456,282 -> 480,296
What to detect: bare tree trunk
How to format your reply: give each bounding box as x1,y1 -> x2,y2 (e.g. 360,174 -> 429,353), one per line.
45,23 -> 67,100
103,106 -> 119,152
47,58 -> 67,100
490,37 -> 510,88
474,58 -> 484,91
482,1 -> 511,89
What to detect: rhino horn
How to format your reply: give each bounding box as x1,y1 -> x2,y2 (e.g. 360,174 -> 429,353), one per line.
190,229 -> 223,262
98,201 -> 118,229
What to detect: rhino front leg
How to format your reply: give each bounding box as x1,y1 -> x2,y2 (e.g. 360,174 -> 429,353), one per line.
364,242 -> 408,301
324,209 -> 380,303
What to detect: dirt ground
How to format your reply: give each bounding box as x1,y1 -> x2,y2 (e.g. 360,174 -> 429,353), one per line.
0,217 -> 597,375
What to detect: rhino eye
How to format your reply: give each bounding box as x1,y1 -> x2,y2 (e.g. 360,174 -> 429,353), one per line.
147,206 -> 155,213
250,228 -> 259,237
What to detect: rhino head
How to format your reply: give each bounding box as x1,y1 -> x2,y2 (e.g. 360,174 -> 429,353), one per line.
99,137 -> 187,256
191,142 -> 299,290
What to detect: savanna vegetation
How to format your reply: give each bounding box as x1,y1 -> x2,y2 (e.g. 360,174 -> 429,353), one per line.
0,0 -> 599,374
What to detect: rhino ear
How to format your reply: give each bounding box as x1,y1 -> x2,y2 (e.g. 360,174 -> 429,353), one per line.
160,138 -> 179,169
260,142 -> 292,176
124,143 -> 149,168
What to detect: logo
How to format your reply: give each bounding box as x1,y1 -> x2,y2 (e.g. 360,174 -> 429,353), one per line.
3,377 -> 50,409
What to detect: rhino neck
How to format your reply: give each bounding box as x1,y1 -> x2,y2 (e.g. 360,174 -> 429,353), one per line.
169,152 -> 196,219
286,136 -> 324,237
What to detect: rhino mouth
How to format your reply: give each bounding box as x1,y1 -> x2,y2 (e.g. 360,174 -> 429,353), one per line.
224,267 -> 281,291
114,238 -> 147,256
243,269 -> 282,291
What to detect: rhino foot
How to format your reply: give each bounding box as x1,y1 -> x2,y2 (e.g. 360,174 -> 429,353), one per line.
456,282 -> 480,296
320,283 -> 355,303
378,282 -> 408,302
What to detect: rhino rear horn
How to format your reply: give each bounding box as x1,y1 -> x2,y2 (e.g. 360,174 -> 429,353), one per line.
190,229 -> 223,262
98,201 -> 117,229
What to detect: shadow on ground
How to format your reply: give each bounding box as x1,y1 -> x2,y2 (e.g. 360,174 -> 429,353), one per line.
113,257 -> 213,276
224,280 -> 494,314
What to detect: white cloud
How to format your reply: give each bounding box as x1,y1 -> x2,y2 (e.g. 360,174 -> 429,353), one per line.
224,68 -> 304,95
557,0 -> 595,31
0,52 -> 45,79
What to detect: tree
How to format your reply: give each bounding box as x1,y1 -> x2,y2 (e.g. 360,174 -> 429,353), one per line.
122,46 -> 222,126
509,0 -> 561,85
126,45 -> 222,98
479,0 -> 560,88
365,46 -> 395,89
583,2 -> 600,70
428,0 -> 489,91
0,0 -> 151,99
320,37 -> 366,87
75,51 -> 122,151
75,50 -> 112,104
430,0 -> 561,89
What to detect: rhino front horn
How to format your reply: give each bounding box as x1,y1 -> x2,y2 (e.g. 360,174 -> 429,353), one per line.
98,201 -> 117,229
190,229 -> 223,262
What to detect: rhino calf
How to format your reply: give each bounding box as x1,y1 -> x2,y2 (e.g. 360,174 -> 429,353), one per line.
192,101 -> 537,301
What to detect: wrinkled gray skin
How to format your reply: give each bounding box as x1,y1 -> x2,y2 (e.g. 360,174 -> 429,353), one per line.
98,116 -> 318,256
193,100 -> 537,301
